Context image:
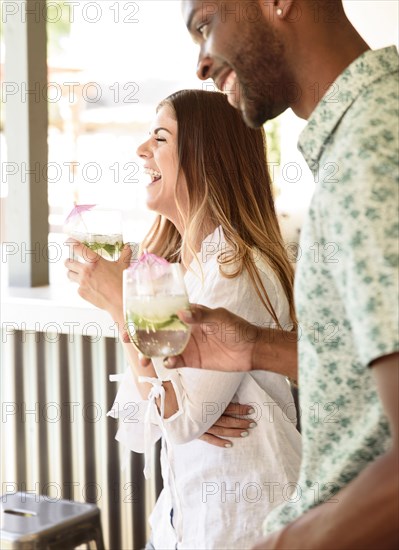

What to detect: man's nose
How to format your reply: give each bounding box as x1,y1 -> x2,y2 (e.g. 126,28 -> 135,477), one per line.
196,53 -> 213,81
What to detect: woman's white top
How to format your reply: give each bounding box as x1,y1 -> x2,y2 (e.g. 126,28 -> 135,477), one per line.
108,227 -> 301,549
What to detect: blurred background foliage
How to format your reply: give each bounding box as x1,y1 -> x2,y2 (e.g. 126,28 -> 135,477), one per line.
47,0 -> 72,56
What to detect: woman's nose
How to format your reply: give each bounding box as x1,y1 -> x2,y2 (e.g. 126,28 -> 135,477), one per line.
196,53 -> 213,81
136,139 -> 151,158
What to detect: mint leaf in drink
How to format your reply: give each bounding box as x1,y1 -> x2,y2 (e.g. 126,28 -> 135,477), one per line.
82,237 -> 124,260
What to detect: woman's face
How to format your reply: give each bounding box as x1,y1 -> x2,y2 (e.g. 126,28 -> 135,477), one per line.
136,104 -> 187,228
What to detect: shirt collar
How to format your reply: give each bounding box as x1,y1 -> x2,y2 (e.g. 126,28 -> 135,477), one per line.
298,46 -> 399,173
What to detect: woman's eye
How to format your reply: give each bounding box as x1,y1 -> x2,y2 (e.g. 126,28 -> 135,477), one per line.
155,138 -> 166,142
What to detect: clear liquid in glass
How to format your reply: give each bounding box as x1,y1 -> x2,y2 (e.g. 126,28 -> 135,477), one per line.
125,294 -> 190,356
71,231 -> 124,261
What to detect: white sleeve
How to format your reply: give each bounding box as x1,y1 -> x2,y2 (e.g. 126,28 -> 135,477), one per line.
107,369 -> 162,454
152,254 -> 285,445
152,359 -> 245,444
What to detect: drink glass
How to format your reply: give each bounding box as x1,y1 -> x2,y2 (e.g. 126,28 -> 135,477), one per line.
80,231 -> 124,261
67,208 -> 124,261
123,262 -> 191,357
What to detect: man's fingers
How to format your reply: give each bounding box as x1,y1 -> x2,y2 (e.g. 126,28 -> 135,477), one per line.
177,304 -> 213,325
198,433 -> 233,448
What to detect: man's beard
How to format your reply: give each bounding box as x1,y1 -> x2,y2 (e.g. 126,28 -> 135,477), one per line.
232,22 -> 288,127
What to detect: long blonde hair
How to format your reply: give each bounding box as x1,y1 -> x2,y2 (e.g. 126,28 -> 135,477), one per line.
141,90 -> 296,328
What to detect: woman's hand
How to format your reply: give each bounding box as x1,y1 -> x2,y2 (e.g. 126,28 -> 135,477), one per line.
64,239 -> 132,320
198,402 -> 257,448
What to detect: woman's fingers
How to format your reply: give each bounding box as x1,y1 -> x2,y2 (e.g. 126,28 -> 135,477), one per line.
65,238 -> 99,262
162,356 -> 185,368
65,258 -> 83,275
64,257 -> 93,286
66,269 -> 79,283
213,403 -> 257,430
199,419 -> 257,448
118,244 -> 133,266
198,433 -> 233,448
197,402 -> 257,448
224,402 -> 255,417
213,415 -> 256,431
206,424 -> 251,438
138,353 -> 153,367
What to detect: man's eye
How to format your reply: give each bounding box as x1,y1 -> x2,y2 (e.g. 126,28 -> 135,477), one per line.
196,22 -> 209,38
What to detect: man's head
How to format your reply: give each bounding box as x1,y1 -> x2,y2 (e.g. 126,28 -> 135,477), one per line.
182,0 -> 348,126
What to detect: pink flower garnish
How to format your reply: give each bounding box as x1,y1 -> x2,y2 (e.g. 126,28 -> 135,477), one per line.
64,204 -> 96,223
128,251 -> 170,279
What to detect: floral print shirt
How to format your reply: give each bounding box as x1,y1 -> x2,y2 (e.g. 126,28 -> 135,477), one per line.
264,46 -> 399,532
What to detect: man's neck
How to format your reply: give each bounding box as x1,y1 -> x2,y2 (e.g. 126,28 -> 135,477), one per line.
289,25 -> 370,119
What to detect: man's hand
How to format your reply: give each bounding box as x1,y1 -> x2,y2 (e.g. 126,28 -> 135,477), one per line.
138,304 -> 298,379
163,304 -> 258,372
251,529 -> 288,549
198,403 -> 257,448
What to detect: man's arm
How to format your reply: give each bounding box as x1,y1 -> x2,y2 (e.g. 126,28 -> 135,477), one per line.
158,305 -> 298,380
251,323 -> 298,381
253,352 -> 399,550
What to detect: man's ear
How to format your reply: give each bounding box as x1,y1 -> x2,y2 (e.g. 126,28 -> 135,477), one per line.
258,0 -> 296,22
274,0 -> 296,19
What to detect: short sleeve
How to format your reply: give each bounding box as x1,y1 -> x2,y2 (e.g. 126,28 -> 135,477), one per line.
326,120 -> 399,366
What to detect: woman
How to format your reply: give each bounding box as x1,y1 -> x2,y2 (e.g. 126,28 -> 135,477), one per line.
66,90 -> 301,549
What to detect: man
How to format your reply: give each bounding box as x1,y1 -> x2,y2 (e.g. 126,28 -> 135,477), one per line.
161,0 -> 398,548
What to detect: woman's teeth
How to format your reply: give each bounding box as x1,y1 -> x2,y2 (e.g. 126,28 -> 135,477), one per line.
144,168 -> 162,184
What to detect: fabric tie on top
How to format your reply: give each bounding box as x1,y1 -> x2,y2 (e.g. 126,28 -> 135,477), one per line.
138,376 -> 166,479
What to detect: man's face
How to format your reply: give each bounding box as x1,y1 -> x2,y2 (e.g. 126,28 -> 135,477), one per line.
182,0 -> 290,127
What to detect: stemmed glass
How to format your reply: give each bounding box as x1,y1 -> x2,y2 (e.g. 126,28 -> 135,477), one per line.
123,259 -> 191,357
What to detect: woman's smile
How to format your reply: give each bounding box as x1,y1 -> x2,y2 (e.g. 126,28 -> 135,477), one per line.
136,104 -> 186,226
144,166 -> 162,187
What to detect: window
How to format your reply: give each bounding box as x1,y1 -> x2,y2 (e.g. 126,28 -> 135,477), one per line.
1,0 -> 398,286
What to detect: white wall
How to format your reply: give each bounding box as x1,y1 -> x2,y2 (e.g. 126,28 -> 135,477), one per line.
276,0 -> 398,226
344,0 -> 399,48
